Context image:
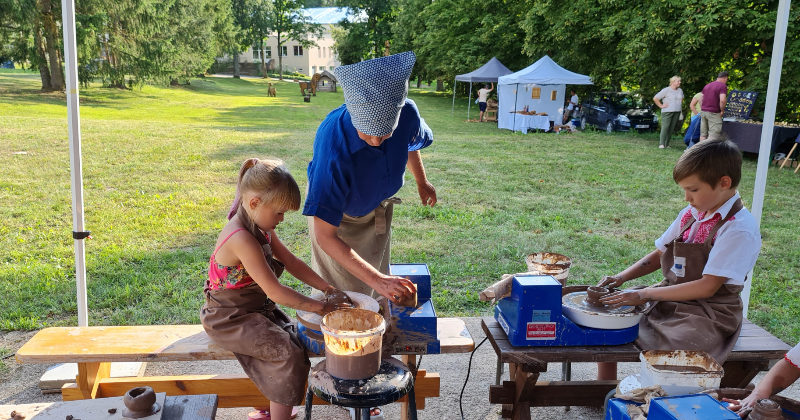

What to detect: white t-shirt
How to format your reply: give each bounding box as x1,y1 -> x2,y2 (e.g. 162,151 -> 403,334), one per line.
655,87 -> 684,113
568,94 -> 579,110
786,341 -> 800,369
478,88 -> 490,103
655,192 -> 761,285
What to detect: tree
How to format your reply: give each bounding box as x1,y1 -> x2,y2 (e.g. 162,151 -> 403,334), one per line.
392,0 -> 430,86
333,0 -> 396,63
263,0 -> 323,80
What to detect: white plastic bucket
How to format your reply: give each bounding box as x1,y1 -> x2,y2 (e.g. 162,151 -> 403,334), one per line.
526,252 -> 572,285
638,350 -> 723,395
321,309 -> 386,380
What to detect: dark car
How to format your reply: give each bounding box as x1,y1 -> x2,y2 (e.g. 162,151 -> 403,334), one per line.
579,92 -> 658,133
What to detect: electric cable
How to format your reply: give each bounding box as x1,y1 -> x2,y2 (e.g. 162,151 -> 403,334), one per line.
459,336 -> 489,420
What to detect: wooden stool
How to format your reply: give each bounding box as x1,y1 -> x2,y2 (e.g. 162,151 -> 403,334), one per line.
304,358 -> 417,420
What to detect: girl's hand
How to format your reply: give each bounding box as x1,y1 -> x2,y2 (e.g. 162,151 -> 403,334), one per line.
601,289 -> 649,307
597,275 -> 625,288
722,395 -> 757,418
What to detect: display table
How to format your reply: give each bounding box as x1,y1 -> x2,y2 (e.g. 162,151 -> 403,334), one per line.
507,113 -> 551,133
721,121 -> 800,154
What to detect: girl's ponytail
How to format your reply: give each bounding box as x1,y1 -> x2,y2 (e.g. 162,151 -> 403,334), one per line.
228,158 -> 260,220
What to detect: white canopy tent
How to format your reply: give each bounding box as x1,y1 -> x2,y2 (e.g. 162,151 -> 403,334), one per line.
497,56 -> 592,132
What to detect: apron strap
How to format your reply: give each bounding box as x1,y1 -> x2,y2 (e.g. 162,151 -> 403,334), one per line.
374,197 -> 402,235
703,198 -> 744,246
674,215 -> 696,242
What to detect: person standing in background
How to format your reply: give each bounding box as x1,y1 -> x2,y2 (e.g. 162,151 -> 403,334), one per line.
653,76 -> 684,149
478,83 -> 494,122
563,90 -> 579,124
700,72 -> 729,142
690,92 -> 704,117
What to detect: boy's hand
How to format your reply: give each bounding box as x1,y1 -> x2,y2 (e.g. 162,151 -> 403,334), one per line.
324,288 -> 353,308
597,275 -> 625,288
315,300 -> 352,317
601,289 -> 648,307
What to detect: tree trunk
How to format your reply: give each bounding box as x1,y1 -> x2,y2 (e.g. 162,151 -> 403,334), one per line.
33,18 -> 52,91
436,79 -> 443,92
40,0 -> 64,90
277,32 -> 283,81
416,76 -> 421,88
233,51 -> 240,78
260,38 -> 267,78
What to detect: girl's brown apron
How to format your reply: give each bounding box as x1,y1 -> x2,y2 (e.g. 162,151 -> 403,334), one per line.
637,199 -> 744,364
200,237 -> 310,407
307,198 -> 399,298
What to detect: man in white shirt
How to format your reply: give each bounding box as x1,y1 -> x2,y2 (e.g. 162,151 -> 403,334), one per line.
564,90 -> 579,123
478,83 -> 493,122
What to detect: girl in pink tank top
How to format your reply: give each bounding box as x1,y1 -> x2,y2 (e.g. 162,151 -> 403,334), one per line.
202,158 -> 352,420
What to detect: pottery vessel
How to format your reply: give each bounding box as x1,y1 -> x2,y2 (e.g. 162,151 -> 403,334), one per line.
122,386 -> 161,418
585,286 -> 611,307
748,398 -> 783,420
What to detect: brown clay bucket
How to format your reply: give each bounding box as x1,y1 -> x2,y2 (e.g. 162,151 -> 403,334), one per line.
320,309 -> 386,380
526,252 -> 572,285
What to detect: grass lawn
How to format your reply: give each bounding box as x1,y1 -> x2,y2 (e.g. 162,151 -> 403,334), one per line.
1,68 -> 799,346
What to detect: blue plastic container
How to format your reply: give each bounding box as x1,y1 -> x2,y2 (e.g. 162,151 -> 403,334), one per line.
648,394 -> 739,420
605,398 -> 641,420
571,118 -> 581,128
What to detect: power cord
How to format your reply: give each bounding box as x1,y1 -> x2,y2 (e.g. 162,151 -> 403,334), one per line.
459,336 -> 489,420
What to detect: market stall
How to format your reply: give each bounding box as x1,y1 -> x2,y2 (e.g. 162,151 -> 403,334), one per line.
498,56 -> 592,133
451,57 -> 513,119
721,120 -> 800,154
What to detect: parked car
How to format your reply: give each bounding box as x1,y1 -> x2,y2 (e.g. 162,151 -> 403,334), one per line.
580,92 -> 658,133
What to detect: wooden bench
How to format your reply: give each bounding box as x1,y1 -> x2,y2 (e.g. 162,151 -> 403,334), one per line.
16,318 -> 474,417
481,317 -> 791,420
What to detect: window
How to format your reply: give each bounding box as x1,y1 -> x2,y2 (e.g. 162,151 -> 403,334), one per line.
330,47 -> 334,58
319,66 -> 326,71
312,66 -> 316,74
318,48 -> 321,58
280,46 -> 287,57
531,87 -> 541,99
293,45 -> 303,56
265,46 -> 271,58
252,44 -> 260,61
329,66 -> 335,71
550,90 -> 557,101
322,47 -> 326,58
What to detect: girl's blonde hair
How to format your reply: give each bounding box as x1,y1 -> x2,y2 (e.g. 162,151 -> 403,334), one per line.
670,75 -> 681,84
227,158 -> 301,220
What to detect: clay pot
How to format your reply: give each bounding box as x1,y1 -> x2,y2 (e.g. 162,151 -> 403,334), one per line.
122,386 -> 161,418
586,286 -> 611,307
397,283 -> 418,308
748,398 -> 783,420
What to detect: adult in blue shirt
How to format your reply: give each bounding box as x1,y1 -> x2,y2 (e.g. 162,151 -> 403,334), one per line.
304,52 -> 436,305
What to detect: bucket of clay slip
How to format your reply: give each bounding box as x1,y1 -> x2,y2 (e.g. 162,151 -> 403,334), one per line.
526,252 -> 572,286
321,309 -> 386,380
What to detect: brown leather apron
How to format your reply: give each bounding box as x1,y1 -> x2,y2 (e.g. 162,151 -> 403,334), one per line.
200,238 -> 310,407
307,198 -> 400,298
636,199 -> 744,364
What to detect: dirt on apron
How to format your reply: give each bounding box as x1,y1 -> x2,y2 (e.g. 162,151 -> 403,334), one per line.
637,199 -> 744,365
307,199 -> 397,298
200,241 -> 310,407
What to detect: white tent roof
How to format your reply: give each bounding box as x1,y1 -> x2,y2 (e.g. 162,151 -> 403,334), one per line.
499,55 -> 592,86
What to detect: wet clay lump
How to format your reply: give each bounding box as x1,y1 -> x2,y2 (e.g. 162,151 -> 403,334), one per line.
748,398 -> 783,420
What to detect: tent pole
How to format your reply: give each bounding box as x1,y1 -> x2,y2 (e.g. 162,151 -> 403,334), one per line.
467,81 -> 472,120
743,0 -> 791,319
513,83 -> 519,132
61,0 -> 89,326
451,78 -> 457,116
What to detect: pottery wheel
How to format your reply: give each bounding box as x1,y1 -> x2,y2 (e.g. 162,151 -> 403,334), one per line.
562,292 -> 637,315
296,291 -> 379,331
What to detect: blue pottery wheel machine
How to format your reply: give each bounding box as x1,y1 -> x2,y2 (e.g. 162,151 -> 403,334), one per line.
494,274 -> 640,346
298,263 -> 441,355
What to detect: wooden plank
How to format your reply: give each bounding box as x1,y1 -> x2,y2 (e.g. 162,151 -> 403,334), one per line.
490,380 -> 620,407
162,394 -> 218,420
77,362 -> 111,399
0,392 -> 167,420
438,318 -> 475,353
62,371 -> 440,409
16,325 -> 234,363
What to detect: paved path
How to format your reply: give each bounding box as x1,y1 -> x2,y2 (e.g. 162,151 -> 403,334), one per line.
2,318 -> 798,419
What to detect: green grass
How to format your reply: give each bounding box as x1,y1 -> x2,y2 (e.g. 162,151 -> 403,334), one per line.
1,68 -> 799,346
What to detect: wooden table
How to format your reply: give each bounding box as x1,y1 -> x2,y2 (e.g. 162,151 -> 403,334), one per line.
0,394 -> 218,420
481,317 -> 790,420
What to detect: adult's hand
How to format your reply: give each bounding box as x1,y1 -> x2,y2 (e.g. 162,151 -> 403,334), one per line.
597,275 -> 625,288
373,274 -> 417,305
417,180 -> 437,207
315,300 -> 352,317
324,287 -> 354,308
600,289 -> 648,307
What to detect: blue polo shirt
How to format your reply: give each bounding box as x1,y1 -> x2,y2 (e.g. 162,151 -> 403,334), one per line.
303,99 -> 433,226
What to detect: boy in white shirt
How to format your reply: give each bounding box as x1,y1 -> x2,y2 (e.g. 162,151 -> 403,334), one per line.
478,83 -> 493,122
597,139 -> 762,380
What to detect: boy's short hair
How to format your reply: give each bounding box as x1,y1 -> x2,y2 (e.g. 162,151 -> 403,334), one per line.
673,139 -> 742,188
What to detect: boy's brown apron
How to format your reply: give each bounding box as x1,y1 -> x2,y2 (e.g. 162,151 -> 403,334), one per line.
307,198 -> 398,298
637,199 -> 744,364
200,238 -> 310,407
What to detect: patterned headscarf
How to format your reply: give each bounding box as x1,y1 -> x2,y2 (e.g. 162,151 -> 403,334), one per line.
334,51 -> 416,137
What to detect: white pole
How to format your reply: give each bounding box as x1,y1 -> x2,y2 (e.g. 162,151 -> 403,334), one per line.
61,0 -> 89,326
742,0 -> 791,319
451,78 -> 457,116
467,81 -> 472,120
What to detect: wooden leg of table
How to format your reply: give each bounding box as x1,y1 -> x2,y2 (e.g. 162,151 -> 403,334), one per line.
795,161 -> 800,173
781,143 -> 798,169
511,364 -> 538,420
721,360 -> 770,388
400,355 -> 417,420
75,362 -> 111,400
